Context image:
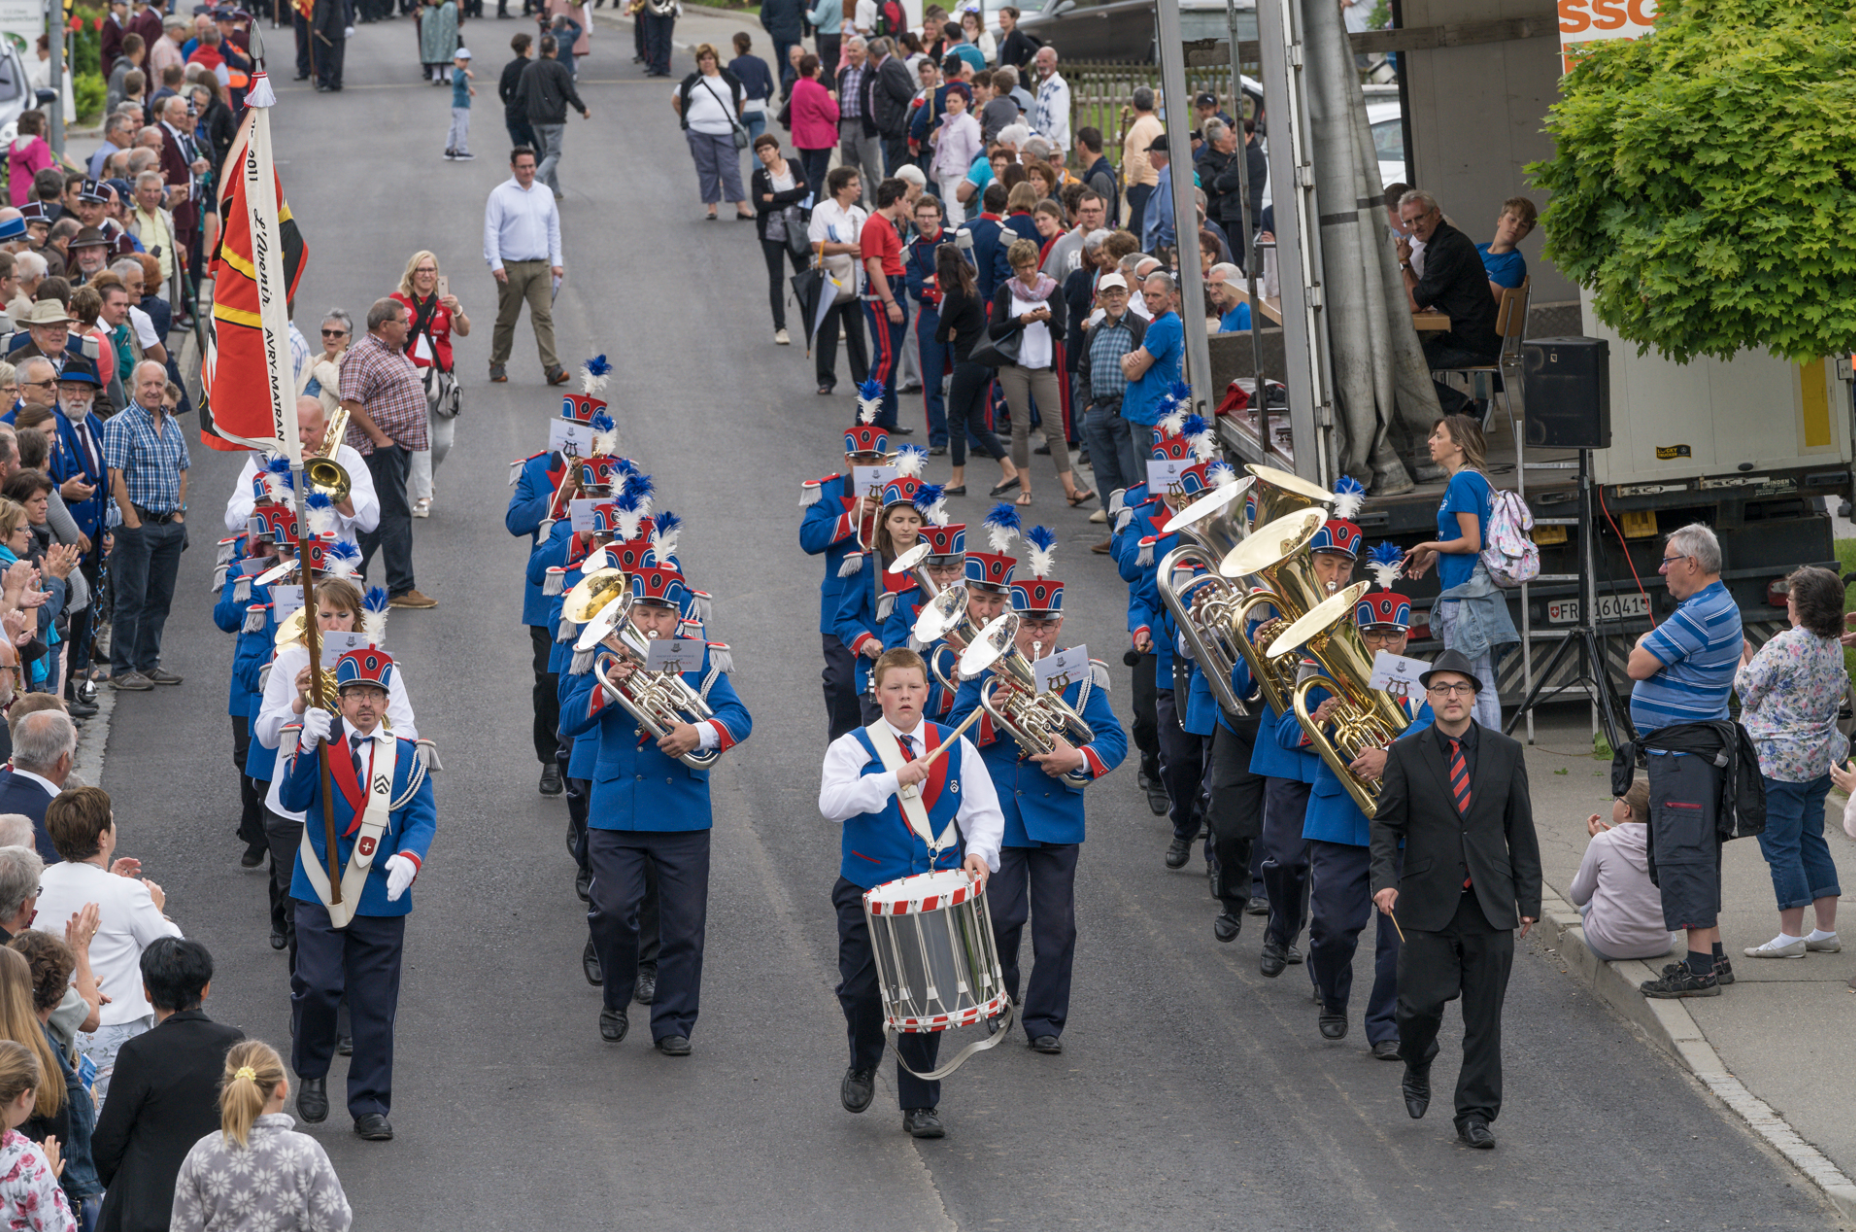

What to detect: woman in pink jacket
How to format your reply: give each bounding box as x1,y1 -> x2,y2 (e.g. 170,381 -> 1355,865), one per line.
7,111 -> 54,209
787,53 -> 838,206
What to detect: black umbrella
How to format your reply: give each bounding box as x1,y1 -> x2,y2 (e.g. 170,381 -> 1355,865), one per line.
790,266 -> 832,357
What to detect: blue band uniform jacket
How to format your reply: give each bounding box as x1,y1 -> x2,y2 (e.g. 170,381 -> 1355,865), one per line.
1279,681 -> 1433,847
507,449 -> 571,628
278,720 -> 437,918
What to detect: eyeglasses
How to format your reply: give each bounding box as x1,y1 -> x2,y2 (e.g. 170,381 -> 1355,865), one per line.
414,267 -> 438,274
1427,682 -> 1475,696
321,329 -> 348,337
1658,553 -> 1690,573
16,380 -> 54,391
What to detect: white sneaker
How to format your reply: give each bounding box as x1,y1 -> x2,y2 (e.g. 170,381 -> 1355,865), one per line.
1089,508 -> 1108,524
412,499 -> 432,519
775,328 -> 791,346
1807,934 -> 1842,952
1743,937 -> 1807,958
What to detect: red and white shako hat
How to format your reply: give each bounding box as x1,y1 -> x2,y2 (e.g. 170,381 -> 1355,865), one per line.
560,356 -> 612,423
966,503 -> 1019,594
1009,526 -> 1063,616
248,504 -> 298,543
586,501 -> 623,540
846,378 -> 894,459
921,523 -> 966,561
631,563 -> 690,610
578,454 -> 635,495
1310,519 -> 1363,559
1356,590 -> 1413,632
334,647 -> 395,692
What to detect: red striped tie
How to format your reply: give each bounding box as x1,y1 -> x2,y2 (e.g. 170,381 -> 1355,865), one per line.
1450,737 -> 1472,889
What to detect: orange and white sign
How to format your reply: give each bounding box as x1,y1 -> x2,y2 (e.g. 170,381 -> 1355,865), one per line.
1557,0 -> 1658,73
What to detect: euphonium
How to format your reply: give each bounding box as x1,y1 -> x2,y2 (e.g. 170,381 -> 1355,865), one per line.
957,614 -> 1095,760
911,583 -> 984,693
886,542 -> 945,599
1155,478 -> 1259,715
576,592 -> 723,771
1267,582 -> 1412,817
1245,464 -> 1335,531
1216,508 -> 1328,714
562,566 -> 629,624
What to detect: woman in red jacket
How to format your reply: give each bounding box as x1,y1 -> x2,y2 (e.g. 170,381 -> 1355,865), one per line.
390,251 -> 471,519
787,54 -> 839,207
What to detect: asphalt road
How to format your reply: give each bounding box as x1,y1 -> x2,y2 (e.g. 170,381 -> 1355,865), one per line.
91,20 -> 1845,1230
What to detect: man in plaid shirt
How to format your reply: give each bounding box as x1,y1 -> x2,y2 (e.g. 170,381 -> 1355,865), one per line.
341,298 -> 436,609
101,359 -> 189,691
1072,271 -> 1145,554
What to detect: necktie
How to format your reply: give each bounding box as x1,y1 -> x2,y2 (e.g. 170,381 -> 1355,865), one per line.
900,735 -> 916,761
349,733 -> 366,783
1450,737 -> 1472,888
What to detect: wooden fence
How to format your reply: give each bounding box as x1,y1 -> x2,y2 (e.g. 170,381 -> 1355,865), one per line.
1065,60 -> 1262,169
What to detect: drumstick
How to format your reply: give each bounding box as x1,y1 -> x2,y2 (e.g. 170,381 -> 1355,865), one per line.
1389,911 -> 1406,943
914,705 -> 987,772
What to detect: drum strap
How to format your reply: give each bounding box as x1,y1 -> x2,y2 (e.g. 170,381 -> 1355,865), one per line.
865,723 -> 958,857
889,1000 -> 1017,1081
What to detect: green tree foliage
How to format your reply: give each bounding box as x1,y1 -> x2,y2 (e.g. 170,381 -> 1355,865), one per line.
1527,0 -> 1856,363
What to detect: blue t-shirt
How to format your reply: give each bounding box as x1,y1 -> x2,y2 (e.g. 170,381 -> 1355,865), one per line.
1477,243 -> 1525,290
1436,469 -> 1491,591
1120,311 -> 1184,426
452,66 -> 471,109
1629,580 -> 1743,733
965,152 -> 993,189
1218,303 -> 1252,334
953,43 -> 986,71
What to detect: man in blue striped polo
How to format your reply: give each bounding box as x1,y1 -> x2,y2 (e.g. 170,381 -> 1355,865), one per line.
1625,523 -> 1743,998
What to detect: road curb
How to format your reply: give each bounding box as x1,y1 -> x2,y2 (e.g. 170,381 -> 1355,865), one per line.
1538,884 -> 1856,1221
72,683 -> 116,789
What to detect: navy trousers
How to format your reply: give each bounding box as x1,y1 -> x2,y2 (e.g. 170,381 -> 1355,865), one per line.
834,876 -> 942,1110
1261,776 -> 1312,949
291,902 -> 405,1119
1307,839 -> 1400,1044
822,633 -> 863,740
1206,720 -> 1266,917
1154,688 -> 1203,844
588,828 -> 708,1040
863,282 -> 907,429
1130,652 -> 1159,765
643,12 -> 675,75
530,626 -> 559,765
913,304 -> 950,448
572,779 -> 663,969
989,843 -> 1080,1041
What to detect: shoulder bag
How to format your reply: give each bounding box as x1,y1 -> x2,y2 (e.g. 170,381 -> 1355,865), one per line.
408,295 -> 462,421
699,76 -> 751,150
967,321 -> 1023,370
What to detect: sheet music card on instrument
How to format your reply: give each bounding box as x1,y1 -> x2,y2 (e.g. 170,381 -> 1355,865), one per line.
271,584 -> 304,619
1147,458 -> 1189,491
568,498 -> 601,532
852,465 -> 898,497
319,632 -> 369,666
1367,650 -> 1430,703
1033,645 -> 1089,696
643,637 -> 705,676
548,419 -> 595,460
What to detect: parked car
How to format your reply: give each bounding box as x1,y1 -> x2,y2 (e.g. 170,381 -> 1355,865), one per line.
999,0 -> 1258,65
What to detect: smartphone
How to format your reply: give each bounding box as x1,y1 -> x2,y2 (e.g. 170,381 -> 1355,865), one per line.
436,274 -> 449,300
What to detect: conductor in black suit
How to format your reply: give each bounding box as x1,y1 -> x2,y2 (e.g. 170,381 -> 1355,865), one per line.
1369,649 -> 1541,1149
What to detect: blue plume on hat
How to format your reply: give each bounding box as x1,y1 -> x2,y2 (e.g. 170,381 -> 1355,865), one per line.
305,492 -> 332,511
265,456 -> 292,475
615,472 -> 654,541
912,482 -> 948,526
651,509 -> 682,558
984,502 -> 1021,553
613,457 -> 639,478
364,585 -> 390,613
1332,475 -> 1367,521
1367,540 -> 1405,591
580,354 -> 612,395
304,490 -> 335,535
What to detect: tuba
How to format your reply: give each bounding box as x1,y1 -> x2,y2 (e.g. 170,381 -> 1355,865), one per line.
957,613 -> 1096,760
575,592 -> 724,771
1245,464 -> 1335,530
1155,478 -> 1259,716
1215,508 -> 1329,715
911,583 -> 984,693
304,405 -> 352,504
1266,582 -> 1412,817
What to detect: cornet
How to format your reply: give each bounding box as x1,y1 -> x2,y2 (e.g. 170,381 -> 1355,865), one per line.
957,614 -> 1095,763
1266,582 -> 1412,818
576,592 -> 723,771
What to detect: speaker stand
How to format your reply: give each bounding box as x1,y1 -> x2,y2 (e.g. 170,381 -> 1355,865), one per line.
1504,448 -> 1633,753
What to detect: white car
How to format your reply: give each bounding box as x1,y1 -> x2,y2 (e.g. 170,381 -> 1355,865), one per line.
1368,99 -> 1406,188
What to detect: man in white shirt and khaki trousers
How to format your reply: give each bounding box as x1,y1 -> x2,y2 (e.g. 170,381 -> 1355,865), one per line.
483,147 -> 567,387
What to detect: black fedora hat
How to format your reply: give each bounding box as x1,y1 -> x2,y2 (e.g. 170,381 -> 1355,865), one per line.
1418,648 -> 1482,695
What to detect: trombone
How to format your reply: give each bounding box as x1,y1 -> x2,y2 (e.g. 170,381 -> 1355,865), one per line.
1266,582 -> 1413,817
957,613 -> 1096,762
574,592 -> 724,771
1215,508 -> 1329,714
1155,479 -> 1259,715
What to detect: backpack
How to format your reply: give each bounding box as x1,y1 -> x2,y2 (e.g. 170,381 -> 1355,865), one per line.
875,0 -> 906,36
1479,483 -> 1539,588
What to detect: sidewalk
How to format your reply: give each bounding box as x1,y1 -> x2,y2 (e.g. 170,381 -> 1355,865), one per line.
1523,708 -> 1856,1218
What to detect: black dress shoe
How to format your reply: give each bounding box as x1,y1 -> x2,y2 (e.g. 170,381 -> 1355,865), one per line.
929,446 -> 947,456
1459,1120 -> 1495,1149
1243,897 -> 1271,917
633,968 -> 657,1006
656,1035 -> 691,1056
353,1114 -> 394,1141
1164,837 -> 1191,869
942,485 -> 966,496
240,844 -> 266,870
889,425 -> 914,435
1034,442 -> 1051,455
66,699 -> 97,718
582,938 -> 603,986
1318,1012 -> 1348,1040
1402,1063 -> 1431,1119
599,1007 -> 629,1042
1283,944 -> 1305,965
336,1034 -> 352,1057
1029,1035 -> 1062,1054
1259,939 -> 1290,978
903,1107 -> 945,1138
1212,912 -> 1242,943
1145,781 -> 1170,816
841,1066 -> 875,1113
575,865 -> 591,902
540,763 -> 564,796
270,926 -> 288,951
297,1076 -> 329,1123
1371,1039 -> 1402,1061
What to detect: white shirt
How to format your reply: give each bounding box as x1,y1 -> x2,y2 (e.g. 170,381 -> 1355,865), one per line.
223,444 -> 380,542
483,177 -> 564,270
808,197 -> 868,248
817,719 -> 1004,872
677,72 -> 744,136
34,860 -> 182,1026
1008,288 -> 1052,368
1032,71 -> 1071,154
852,0 -> 877,33
127,305 -> 159,350
255,643 -> 419,823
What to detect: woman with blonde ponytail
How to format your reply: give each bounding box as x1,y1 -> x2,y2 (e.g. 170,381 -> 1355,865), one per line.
169,1040 -> 351,1232
0,1037 -> 75,1231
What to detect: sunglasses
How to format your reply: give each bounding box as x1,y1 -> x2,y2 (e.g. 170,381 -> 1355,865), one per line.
321,329 -> 348,337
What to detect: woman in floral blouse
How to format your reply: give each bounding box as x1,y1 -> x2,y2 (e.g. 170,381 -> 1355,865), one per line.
1736,565 -> 1848,959
170,1041 -> 351,1232
0,1037 -> 74,1232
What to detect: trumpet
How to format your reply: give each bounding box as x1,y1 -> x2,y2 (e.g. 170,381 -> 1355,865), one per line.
1155,478 -> 1258,716
1215,508 -> 1328,715
1245,464 -> 1335,531
957,614 -> 1095,760
576,592 -> 723,771
1267,582 -> 1412,817
911,583 -> 984,693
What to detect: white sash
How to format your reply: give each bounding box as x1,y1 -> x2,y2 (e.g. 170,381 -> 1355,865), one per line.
298,736 -> 399,930
863,722 -> 958,857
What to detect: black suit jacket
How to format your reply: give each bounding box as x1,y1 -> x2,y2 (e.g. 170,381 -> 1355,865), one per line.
0,770 -> 58,863
1369,722 -> 1542,932
872,54 -> 915,137
92,1009 -> 245,1232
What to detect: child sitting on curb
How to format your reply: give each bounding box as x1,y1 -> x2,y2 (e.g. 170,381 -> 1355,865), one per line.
1571,779 -> 1679,963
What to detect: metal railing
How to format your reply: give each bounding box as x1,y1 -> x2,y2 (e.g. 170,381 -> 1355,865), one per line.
1065,60 -> 1260,168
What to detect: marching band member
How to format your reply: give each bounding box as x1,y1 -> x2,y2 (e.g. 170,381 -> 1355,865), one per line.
560,563 -> 751,1056
279,647 -> 436,1143
800,403 -> 891,740
1285,582 -> 1431,1057
878,518 -> 965,719
818,647 -> 1003,1139
211,508 -> 285,871
222,396 -> 381,546
1252,507 -> 1362,980
1106,442 -> 1169,818
506,359 -> 615,796
832,454 -> 944,726
948,528 -> 1125,1054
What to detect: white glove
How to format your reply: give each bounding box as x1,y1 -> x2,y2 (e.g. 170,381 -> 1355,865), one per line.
383,854 -> 417,901
344,24 -> 355,36
298,708 -> 332,751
